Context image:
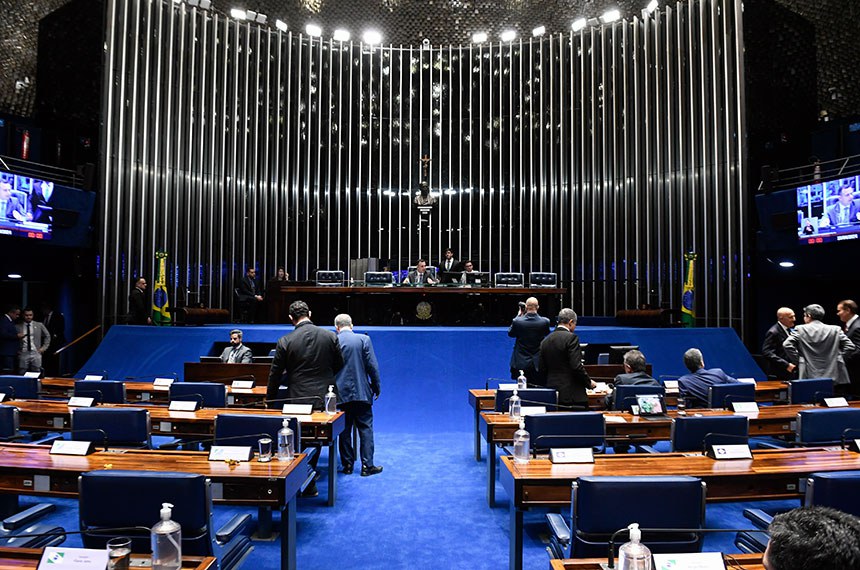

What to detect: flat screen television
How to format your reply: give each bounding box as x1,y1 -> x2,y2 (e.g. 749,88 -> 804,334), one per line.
796,175 -> 860,244
0,170 -> 55,240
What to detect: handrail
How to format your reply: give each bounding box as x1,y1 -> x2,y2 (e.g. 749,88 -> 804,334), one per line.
0,154 -> 84,188
53,325 -> 101,355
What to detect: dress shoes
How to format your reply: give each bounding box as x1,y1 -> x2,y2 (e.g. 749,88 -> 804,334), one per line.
341,466 -> 354,475
360,465 -> 383,477
300,482 -> 319,497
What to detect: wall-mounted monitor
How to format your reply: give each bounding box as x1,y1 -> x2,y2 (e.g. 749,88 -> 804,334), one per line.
0,171 -> 55,240
796,175 -> 860,245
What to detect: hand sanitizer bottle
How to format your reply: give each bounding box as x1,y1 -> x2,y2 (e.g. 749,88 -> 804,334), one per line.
509,389 -> 521,419
325,385 -> 337,415
517,370 -> 527,390
151,502 -> 182,570
618,523 -> 652,570
512,420 -> 530,464
277,418 -> 294,460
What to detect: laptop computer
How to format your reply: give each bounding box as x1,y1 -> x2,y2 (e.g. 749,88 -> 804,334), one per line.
199,356 -> 222,363
635,394 -> 670,420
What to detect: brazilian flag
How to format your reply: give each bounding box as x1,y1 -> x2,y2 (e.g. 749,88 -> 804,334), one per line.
681,252 -> 696,327
152,251 -> 171,326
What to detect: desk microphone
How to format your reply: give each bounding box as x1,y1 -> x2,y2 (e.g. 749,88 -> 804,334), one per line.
69,428 -> 110,452
241,395 -> 323,410
501,397 -> 589,412
159,431 -> 276,451
841,427 -> 860,452
702,432 -> 751,457
74,389 -> 104,404
217,375 -> 258,386
124,373 -> 179,381
5,525 -> 154,543
171,393 -> 204,409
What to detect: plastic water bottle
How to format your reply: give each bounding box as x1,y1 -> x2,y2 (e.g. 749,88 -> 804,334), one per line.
617,523 -> 652,570
151,502 -> 182,570
517,370 -> 527,390
325,385 -> 337,415
509,389 -> 521,419
512,420 -> 530,463
277,418 -> 294,461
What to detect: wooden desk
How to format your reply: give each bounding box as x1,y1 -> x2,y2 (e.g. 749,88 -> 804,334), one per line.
183,363 -> 271,386
549,553 -> 763,570
40,378 -> 267,407
500,448 -> 860,570
0,443 -> 309,570
11,400 -> 345,507
0,547 -> 216,570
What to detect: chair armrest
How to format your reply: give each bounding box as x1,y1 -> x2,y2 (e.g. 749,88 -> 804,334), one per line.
756,441 -> 788,450
2,504 -> 55,530
743,508 -> 774,530
546,513 -> 571,545
215,514 -> 251,543
31,434 -> 64,446
636,445 -> 660,454
734,531 -> 769,554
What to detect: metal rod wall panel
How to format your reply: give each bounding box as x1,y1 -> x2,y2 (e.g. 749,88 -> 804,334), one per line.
100,0 -> 748,335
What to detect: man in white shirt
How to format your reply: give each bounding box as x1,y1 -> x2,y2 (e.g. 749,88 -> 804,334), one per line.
16,307 -> 50,374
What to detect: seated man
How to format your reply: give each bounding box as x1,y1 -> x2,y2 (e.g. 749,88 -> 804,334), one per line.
220,329 -> 253,363
764,506 -> 860,570
604,349 -> 659,408
677,347 -> 739,408
403,259 -> 437,285
459,260 -> 480,284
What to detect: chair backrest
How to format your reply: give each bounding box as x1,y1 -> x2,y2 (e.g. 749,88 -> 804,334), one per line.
570,476 -> 706,558
79,470 -> 212,555
613,385 -> 666,412
494,388 -> 558,412
805,470 -> 860,516
670,415 -> 749,452
170,382 -> 227,408
0,376 -> 40,400
74,380 -> 126,404
707,383 -> 755,409
788,378 -> 834,405
214,414 -> 301,450
796,408 -> 860,445
71,407 -> 151,448
0,405 -> 20,439
525,412 -> 605,449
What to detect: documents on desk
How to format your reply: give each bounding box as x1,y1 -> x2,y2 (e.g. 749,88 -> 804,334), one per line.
652,552 -> 726,570
603,415 -> 627,423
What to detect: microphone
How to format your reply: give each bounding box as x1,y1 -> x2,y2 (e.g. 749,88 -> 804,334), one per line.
841,427 -> 860,451
4,525 -> 154,544
81,370 -> 109,380
702,432 -> 750,456
159,431 -> 276,451
496,397 -> 588,412
74,389 -> 104,404
171,393 -> 204,409
0,385 -> 16,401
240,395 -> 323,409
813,390 -> 833,405
124,373 -> 179,381
70,428 -> 110,452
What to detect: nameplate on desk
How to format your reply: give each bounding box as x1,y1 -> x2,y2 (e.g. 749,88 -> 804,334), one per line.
731,401 -> 759,413
737,378 -> 756,384
652,552 -> 726,570
209,445 -> 254,462
169,400 -> 199,412
232,380 -> 255,390
282,404 -> 313,415
67,397 -> 95,408
824,397 -> 849,408
550,448 -> 594,464
0,393 -> 5,402
23,371 -> 41,378
83,375 -> 103,381
498,383 -> 518,390
38,546 -> 109,570
153,377 -> 175,388
663,380 -> 679,391
50,440 -> 96,456
707,444 -> 752,460
520,406 -> 547,416
850,439 -> 860,452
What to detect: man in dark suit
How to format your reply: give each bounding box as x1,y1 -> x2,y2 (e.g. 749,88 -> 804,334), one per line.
677,348 -> 739,408
334,313 -> 382,476
30,180 -> 54,223
508,297 -> 551,382
267,300 -> 344,497
0,305 -> 23,374
822,184 -> 860,227
127,277 -> 151,325
219,329 -> 253,363
837,299 -> 860,396
604,349 -> 660,409
40,302 -> 65,376
0,179 -> 26,221
539,308 -> 593,408
236,267 -> 263,322
762,307 -> 798,380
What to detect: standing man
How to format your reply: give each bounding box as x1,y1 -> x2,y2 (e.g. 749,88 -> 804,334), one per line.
267,300 -> 344,497
838,299 -> 860,396
0,305 -> 23,374
237,266 -> 264,323
439,248 -> 460,273
128,278 -> 151,325
762,307 -> 798,380
334,314 -> 382,477
677,348 -> 740,408
41,302 -> 65,376
219,329 -> 253,363
539,308 -> 593,409
508,296 -> 551,383
16,307 -> 50,374
784,303 -> 855,394
30,180 -> 54,223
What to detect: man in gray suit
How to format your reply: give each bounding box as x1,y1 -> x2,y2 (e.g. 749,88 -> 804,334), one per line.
783,304 -> 856,393
219,329 -> 253,363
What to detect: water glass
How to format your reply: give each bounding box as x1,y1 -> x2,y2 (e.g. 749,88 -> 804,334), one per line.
107,536 -> 131,570
258,437 -> 273,462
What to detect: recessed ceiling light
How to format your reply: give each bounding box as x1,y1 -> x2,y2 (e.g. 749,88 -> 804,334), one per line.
532,26 -> 546,37
500,30 -> 517,42
471,32 -> 488,43
7,274 -> 22,279
778,261 -> 795,268
333,29 -> 350,42
275,19 -> 288,32
600,9 -> 621,23
306,23 -> 322,37
230,8 -> 246,20
362,30 -> 382,45
572,18 -> 587,32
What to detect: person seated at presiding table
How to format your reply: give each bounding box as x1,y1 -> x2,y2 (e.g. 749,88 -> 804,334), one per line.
459,260 -> 480,284
220,329 -> 253,363
677,347 -> 739,408
403,259 -> 438,285
764,506 -> 860,570
604,349 -> 659,408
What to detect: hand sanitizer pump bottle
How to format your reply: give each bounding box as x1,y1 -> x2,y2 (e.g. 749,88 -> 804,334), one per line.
617,523 -> 652,570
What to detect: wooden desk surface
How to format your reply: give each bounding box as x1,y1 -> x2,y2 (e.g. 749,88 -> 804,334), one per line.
272,285 -> 566,295
40,378 -> 267,406
549,553 -> 763,570
0,547 -> 215,570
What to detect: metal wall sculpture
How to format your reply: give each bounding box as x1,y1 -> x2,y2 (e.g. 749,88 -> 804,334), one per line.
100,0 -> 747,330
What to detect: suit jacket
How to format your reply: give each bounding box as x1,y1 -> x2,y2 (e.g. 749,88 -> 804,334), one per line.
405,269 -> 436,285
825,202 -> 860,226
539,327 -> 591,406
677,368 -> 739,409
605,371 -> 659,408
128,287 -> 148,324
236,276 -> 259,302
0,196 -> 25,220
439,258 -> 462,273
508,312 -> 551,372
845,316 -> 860,387
44,311 -> 66,348
784,320 -> 855,385
30,190 -> 51,223
267,320 -> 345,410
16,321 -> 50,353
220,344 -> 253,364
762,322 -> 795,380
335,329 -> 381,405
0,315 -> 18,358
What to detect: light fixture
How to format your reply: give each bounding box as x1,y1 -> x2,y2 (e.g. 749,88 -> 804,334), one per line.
778,261 -> 795,268
255,13 -> 267,24
7,274 -> 21,279
306,23 -> 322,37
600,9 -> 621,23
333,28 -> 350,42
199,0 -> 211,8
471,31 -> 488,43
500,30 -> 517,42
230,8 -> 246,20
246,10 -> 257,20
275,19 -> 288,32
362,30 -> 382,45
571,18 -> 587,32
646,0 -> 659,12
532,25 -> 546,37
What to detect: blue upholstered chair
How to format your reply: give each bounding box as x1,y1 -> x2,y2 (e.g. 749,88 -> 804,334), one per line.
787,378 -> 834,404
79,470 -> 252,570
170,382 -> 227,408
612,385 -> 665,412
0,376 -> 40,400
795,407 -> 860,446
494,388 -> 557,413
546,476 -> 706,559
707,383 -> 755,409
70,407 -> 151,449
670,415 -> 750,452
73,380 -> 126,404
525,412 -> 605,452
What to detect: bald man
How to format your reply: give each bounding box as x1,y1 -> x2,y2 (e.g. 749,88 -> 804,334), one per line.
762,307 -> 797,380
508,296 -> 551,383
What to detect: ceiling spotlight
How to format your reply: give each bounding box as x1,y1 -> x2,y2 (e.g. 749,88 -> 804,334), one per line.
532,25 -> 546,37
255,13 -> 267,24
778,261 -> 795,268
7,274 -> 21,279
275,19 -> 288,32
363,30 -> 382,45
646,0 -> 659,12
186,0 -> 198,5
306,23 -> 322,37
571,18 -> 587,32
199,0 -> 211,8
600,9 -> 621,23
471,32 -> 488,43
333,29 -> 350,42
230,8 -> 246,20
246,10 -> 257,20
500,30 -> 517,42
